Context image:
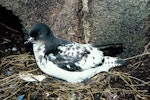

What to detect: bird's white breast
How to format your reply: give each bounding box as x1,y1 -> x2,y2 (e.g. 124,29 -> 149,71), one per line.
33,42 -> 47,67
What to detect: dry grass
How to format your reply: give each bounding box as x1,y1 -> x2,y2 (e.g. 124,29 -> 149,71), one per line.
0,43 -> 150,100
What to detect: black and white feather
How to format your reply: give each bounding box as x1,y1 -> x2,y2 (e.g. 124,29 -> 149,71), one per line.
25,23 -> 126,83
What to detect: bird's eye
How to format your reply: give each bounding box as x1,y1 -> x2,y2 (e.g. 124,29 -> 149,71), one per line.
38,32 -> 42,35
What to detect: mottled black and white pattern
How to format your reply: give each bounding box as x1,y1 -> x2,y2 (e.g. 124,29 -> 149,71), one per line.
25,23 -> 126,83
45,43 -> 104,71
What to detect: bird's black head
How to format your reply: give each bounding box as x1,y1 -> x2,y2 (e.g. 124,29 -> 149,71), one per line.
27,23 -> 55,43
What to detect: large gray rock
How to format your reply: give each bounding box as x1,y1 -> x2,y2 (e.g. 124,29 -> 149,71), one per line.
0,0 -> 149,58
87,0 -> 150,57
0,0 -> 84,43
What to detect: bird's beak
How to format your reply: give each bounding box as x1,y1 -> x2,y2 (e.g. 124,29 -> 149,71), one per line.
24,37 -> 34,44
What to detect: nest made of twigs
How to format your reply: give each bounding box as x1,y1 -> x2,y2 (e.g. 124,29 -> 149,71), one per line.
0,43 -> 150,100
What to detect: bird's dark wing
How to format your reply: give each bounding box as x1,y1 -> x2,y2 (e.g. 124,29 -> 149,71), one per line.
46,43 -> 91,72
92,43 -> 124,57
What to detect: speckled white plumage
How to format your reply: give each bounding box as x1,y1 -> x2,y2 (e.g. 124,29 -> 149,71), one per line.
32,42 -> 123,83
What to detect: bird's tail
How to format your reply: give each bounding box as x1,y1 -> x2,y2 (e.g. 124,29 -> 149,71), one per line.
104,56 -> 126,67
97,56 -> 126,72
93,43 -> 124,57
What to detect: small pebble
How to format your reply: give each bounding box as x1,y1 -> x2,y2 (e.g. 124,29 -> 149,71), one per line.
9,84 -> 16,88
18,95 -> 24,100
12,47 -> 17,51
5,49 -> 8,52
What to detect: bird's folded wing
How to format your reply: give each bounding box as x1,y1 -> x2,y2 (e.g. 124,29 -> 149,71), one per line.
46,43 -> 91,72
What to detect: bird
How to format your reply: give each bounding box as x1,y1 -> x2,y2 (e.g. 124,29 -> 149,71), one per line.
25,23 -> 126,83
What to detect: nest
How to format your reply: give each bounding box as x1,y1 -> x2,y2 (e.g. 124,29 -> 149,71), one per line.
0,42 -> 149,100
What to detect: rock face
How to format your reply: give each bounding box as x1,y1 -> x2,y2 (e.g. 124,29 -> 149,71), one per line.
0,0 -> 84,43
0,0 -> 150,57
87,0 -> 150,57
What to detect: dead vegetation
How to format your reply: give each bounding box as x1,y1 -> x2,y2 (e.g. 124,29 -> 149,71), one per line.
0,42 -> 149,99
